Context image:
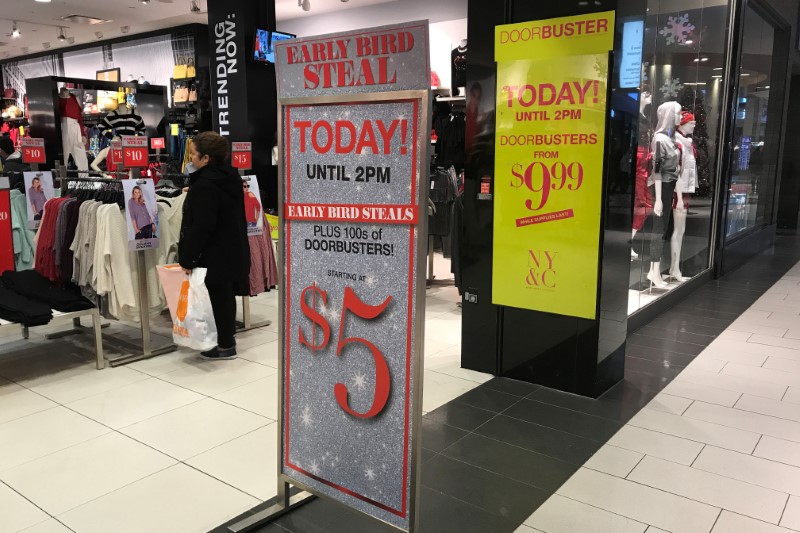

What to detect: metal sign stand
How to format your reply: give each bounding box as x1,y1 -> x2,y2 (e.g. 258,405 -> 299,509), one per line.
106,251 -> 177,366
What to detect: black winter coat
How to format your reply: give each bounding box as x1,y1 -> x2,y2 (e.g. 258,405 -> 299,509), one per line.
179,164 -> 250,294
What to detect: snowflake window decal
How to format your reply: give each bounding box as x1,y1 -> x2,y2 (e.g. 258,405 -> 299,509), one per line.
660,14 -> 695,45
660,77 -> 683,99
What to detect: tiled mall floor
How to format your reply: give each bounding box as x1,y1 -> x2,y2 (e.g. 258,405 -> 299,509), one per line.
521,261 -> 800,533
0,257 -> 482,533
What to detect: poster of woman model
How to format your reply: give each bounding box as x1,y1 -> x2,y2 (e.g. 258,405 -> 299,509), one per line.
242,175 -> 263,236
123,178 -> 159,251
23,171 -> 54,230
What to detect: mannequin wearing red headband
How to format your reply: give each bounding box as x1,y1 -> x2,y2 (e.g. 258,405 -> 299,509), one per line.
670,110 -> 697,282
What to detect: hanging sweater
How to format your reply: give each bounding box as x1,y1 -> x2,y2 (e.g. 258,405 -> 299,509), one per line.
9,190 -> 35,271
99,111 -> 145,139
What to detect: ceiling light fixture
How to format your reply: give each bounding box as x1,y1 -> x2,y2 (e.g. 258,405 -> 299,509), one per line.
95,31 -> 103,39
700,57 -> 708,62
35,0 -> 52,2
121,25 -> 130,34
11,22 -> 20,38
140,0 -> 150,3
713,67 -> 723,71
57,27 -> 66,42
190,0 -> 201,14
42,42 -> 51,49
299,0 -> 311,11
684,39 -> 693,45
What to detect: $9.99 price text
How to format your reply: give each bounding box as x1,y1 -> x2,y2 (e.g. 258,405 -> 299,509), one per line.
510,161 -> 584,211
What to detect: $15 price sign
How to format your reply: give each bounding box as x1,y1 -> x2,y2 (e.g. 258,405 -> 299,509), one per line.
21,138 -> 46,165
122,136 -> 148,168
231,142 -> 252,170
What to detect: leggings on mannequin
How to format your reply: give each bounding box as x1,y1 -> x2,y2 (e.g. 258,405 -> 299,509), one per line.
61,117 -> 88,171
649,180 -> 677,263
205,279 -> 236,349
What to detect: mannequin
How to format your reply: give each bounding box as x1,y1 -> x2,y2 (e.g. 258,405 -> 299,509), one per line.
632,88 -> 653,259
451,39 -> 467,96
58,87 -> 89,171
91,135 -> 121,173
99,105 -> 145,139
647,101 -> 682,288
670,111 -> 697,282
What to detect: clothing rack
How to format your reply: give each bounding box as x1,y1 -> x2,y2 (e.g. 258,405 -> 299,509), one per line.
235,167 -> 271,332
58,174 -> 177,366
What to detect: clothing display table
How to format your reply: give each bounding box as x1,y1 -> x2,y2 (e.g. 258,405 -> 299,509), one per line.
0,307 -> 105,369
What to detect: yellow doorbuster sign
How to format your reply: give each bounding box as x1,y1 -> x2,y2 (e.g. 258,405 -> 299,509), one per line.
492,13 -> 614,320
495,11 -> 615,61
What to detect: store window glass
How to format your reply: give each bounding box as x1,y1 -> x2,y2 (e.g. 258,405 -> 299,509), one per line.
725,6 -> 786,238
628,0 -> 729,314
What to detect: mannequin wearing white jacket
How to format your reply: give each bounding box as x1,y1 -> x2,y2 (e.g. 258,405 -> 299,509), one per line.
670,111 -> 697,282
647,101 -> 682,289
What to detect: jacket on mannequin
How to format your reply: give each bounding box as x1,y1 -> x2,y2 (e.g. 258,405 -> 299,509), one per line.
632,88 -> 653,259
646,101 -> 682,288
58,88 -> 89,171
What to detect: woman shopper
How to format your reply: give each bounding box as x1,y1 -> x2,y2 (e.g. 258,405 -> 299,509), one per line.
179,131 -> 250,360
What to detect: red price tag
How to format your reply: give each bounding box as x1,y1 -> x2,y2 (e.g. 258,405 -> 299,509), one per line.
123,147 -> 148,167
21,138 -> 45,164
232,151 -> 252,170
150,137 -> 165,150
232,141 -> 252,170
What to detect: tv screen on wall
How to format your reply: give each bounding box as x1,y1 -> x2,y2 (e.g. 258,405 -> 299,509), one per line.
254,29 -> 296,64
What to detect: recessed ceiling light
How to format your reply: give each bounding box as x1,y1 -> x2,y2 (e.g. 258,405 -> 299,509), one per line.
713,67 -> 723,71
740,73 -> 751,77
712,75 -> 722,78
35,0 -> 52,2
684,40 -> 693,45
95,31 -> 103,39
700,57 -> 708,62
12,22 -> 20,38
121,26 -> 130,34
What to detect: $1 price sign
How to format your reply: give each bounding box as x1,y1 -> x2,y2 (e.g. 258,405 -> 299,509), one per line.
21,138 -> 45,164
231,142 -> 252,170
122,136 -> 148,168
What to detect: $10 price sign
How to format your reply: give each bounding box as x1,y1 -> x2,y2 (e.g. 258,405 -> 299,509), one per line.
21,138 -> 46,165
122,136 -> 148,168
492,42 -> 612,320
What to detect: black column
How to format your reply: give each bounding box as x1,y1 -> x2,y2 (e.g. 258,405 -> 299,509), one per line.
207,0 -> 278,209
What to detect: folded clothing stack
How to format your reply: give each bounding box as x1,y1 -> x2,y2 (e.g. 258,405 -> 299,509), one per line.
1,270 -> 95,312
0,287 -> 53,326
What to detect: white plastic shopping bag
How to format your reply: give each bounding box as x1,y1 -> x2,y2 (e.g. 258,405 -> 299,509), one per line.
172,268 -> 218,351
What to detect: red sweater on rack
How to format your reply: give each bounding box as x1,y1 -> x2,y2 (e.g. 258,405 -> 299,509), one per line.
34,197 -> 69,282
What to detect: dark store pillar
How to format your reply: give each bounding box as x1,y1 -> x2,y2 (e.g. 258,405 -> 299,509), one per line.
461,0 -> 644,397
207,0 -> 278,208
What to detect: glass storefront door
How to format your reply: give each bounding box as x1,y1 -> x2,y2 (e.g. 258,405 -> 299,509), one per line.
725,4 -> 788,239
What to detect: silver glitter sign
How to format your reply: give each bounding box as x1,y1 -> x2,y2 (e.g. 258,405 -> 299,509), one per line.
275,20 -> 430,100
276,21 -> 430,533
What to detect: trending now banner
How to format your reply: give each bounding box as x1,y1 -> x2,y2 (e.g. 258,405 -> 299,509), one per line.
492,12 -> 614,320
